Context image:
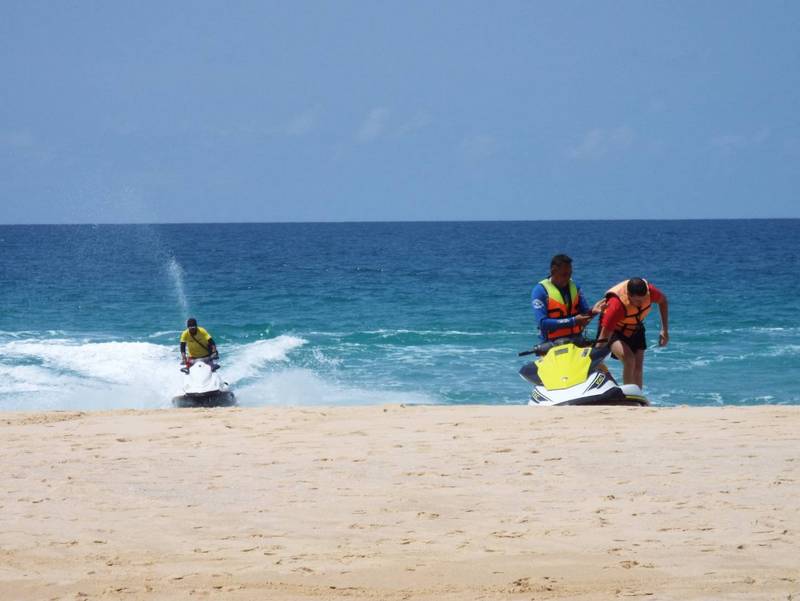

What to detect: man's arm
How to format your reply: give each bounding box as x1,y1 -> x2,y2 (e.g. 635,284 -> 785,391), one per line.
596,298 -> 625,347
180,341 -> 187,363
574,288 -> 595,328
596,324 -> 614,347
577,288 -> 591,315
646,285 -> 669,347
656,295 -> 669,346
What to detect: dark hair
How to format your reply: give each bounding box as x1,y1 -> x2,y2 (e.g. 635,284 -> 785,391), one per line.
550,254 -> 573,269
187,317 -> 198,327
627,278 -> 648,296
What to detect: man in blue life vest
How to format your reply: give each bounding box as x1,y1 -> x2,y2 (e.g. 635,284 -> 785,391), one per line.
180,317 -> 219,368
531,254 -> 598,345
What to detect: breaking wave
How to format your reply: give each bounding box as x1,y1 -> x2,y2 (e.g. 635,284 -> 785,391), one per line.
0,334 -> 430,411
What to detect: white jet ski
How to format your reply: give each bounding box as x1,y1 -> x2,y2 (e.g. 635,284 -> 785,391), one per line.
519,340 -> 649,407
172,357 -> 236,408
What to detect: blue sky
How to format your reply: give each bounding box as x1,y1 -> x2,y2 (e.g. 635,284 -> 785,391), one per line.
1,1 -> 798,223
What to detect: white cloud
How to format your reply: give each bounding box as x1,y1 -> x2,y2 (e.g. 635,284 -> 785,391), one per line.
753,127 -> 771,144
710,134 -> 748,154
285,109 -> 317,136
567,126 -> 635,160
356,107 -> 390,143
459,134 -> 499,160
2,131 -> 35,148
396,112 -> 431,136
710,128 -> 771,154
1,130 -> 56,163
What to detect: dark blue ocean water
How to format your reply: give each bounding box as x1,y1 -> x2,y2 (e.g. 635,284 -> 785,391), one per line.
1,220 -> 798,410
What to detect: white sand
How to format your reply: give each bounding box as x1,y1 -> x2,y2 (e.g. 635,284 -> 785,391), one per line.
1,405 -> 798,600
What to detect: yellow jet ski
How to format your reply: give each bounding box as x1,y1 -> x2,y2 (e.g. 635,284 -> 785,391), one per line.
519,340 -> 649,406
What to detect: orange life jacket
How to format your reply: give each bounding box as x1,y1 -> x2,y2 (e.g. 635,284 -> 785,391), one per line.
605,280 -> 652,337
540,278 -> 582,340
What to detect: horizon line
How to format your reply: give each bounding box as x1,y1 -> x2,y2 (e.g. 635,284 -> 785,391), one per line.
2,216 -> 799,226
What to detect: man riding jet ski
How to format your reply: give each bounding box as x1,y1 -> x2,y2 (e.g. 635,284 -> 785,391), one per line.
173,318 -> 236,408
519,339 -> 648,407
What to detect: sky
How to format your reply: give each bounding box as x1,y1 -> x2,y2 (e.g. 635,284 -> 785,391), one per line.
1,1 -> 799,223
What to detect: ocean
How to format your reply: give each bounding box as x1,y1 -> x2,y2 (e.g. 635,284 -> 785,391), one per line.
1,220 -> 798,411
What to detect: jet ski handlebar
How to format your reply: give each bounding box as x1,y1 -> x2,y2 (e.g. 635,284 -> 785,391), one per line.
518,338 -> 609,357
180,354 -> 221,370
518,342 -> 559,357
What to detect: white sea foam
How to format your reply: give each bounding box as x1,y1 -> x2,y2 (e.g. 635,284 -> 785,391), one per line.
0,329 -> 69,340
675,343 -> 799,369
0,334 -> 411,410
717,326 -> 799,335
303,329 -> 529,339
311,348 -> 343,368
0,338 -> 179,409
361,328 -> 527,337
1,364 -> 80,394
652,390 -> 725,406
768,344 -> 800,357
235,367 -> 433,406
3,339 -> 174,380
147,330 -> 180,339
223,335 -> 307,382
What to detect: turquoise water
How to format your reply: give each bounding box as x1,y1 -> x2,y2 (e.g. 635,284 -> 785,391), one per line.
1,220 -> 798,410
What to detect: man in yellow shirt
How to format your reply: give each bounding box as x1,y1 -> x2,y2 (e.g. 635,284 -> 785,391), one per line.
180,317 -> 218,365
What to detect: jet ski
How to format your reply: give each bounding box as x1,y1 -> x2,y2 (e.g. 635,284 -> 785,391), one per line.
519,340 -> 649,406
172,357 -> 236,408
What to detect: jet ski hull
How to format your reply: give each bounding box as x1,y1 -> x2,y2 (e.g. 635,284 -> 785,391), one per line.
531,392 -> 649,407
527,383 -> 649,407
172,391 -> 237,408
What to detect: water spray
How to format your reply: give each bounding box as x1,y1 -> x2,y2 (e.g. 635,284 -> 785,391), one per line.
167,257 -> 190,318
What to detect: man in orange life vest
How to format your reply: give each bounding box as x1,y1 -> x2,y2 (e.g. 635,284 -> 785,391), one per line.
531,254 -> 598,346
596,278 -> 669,388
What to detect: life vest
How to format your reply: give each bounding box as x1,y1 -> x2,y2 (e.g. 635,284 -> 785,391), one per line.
539,278 -> 582,340
605,280 -> 652,337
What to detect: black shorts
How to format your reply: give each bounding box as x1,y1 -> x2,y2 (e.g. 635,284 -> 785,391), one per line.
610,327 -> 646,357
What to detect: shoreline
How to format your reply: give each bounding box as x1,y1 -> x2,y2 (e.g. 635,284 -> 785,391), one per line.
2,405 -> 798,600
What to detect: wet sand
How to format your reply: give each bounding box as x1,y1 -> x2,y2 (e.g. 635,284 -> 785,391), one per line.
1,405 -> 798,600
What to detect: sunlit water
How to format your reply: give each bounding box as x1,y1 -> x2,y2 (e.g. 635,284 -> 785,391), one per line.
1,221 -> 798,410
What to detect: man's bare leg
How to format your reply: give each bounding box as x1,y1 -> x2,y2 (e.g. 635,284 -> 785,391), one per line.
610,339 -> 636,385
633,349 -> 645,388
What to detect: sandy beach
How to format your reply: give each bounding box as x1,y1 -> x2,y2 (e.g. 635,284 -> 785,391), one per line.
1,405 -> 798,600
